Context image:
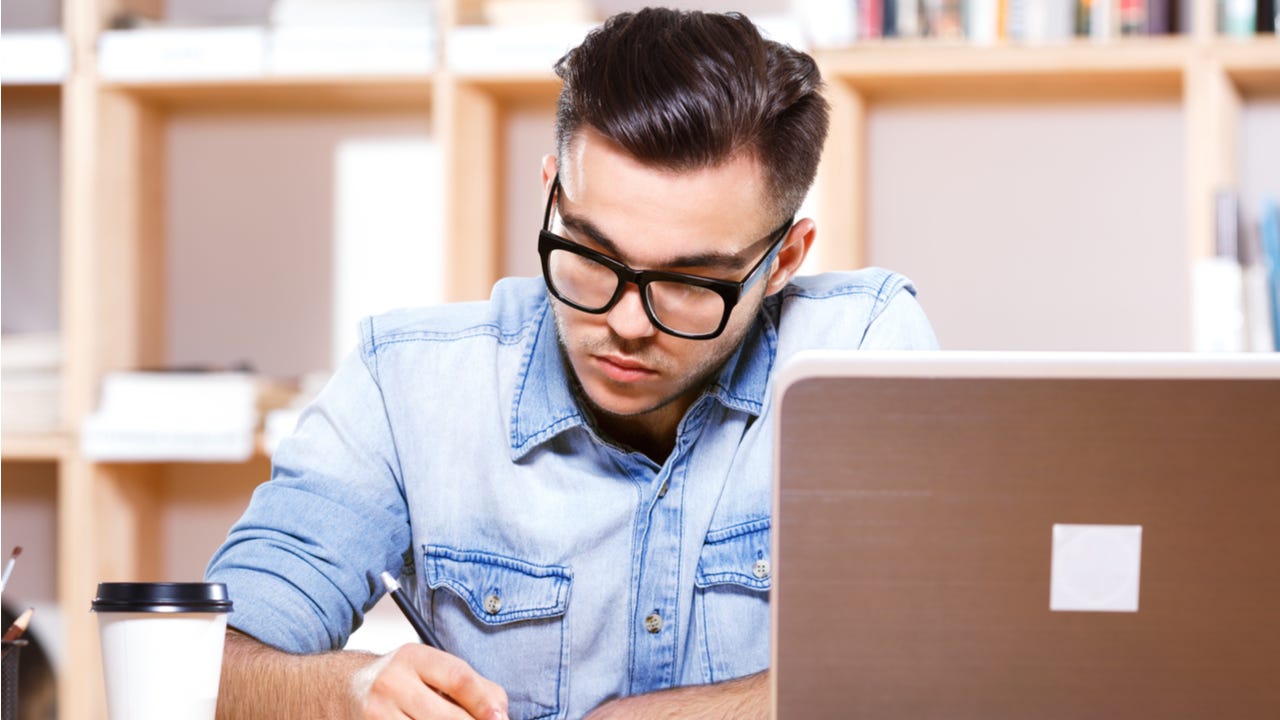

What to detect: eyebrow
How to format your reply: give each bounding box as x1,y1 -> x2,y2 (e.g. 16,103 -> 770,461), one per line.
557,210 -> 774,271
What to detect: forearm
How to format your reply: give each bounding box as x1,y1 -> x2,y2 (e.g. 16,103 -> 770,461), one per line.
217,628 -> 375,720
585,671 -> 768,720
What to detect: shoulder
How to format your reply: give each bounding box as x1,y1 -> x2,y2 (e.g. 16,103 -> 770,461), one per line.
776,268 -> 917,304
768,268 -> 937,351
358,277 -> 549,357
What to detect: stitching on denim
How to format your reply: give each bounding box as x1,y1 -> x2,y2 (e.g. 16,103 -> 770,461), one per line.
509,304 -> 544,448
699,588 -> 715,683
625,471 -> 650,695
422,546 -> 572,625
513,415 -> 584,454
422,545 -> 568,719
859,272 -> 907,347
372,325 -> 527,349
695,518 -> 772,589
671,456 -> 688,687
358,315 -> 411,511
705,312 -> 779,414
523,606 -> 565,719
704,517 -> 771,544
777,270 -> 893,302
510,302 -> 583,452
426,544 -> 573,577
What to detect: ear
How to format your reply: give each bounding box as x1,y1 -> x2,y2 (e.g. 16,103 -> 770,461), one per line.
764,218 -> 816,295
541,154 -> 558,194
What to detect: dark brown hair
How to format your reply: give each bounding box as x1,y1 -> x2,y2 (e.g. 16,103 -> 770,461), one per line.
554,8 -> 830,221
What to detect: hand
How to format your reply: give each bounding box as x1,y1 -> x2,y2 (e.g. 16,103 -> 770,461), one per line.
348,644 -> 509,720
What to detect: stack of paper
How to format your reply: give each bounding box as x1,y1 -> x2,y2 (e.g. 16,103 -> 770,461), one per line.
268,0 -> 437,75
98,26 -> 268,81
0,30 -> 69,84
0,333 -> 61,434
446,22 -> 595,74
82,372 -> 257,461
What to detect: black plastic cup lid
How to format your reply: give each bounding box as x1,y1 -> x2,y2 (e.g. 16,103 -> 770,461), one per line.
91,582 -> 233,613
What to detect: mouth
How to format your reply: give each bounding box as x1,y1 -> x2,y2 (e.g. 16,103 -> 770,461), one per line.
592,354 -> 658,383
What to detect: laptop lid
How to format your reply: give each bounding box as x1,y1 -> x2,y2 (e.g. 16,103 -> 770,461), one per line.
770,352 -> 1280,719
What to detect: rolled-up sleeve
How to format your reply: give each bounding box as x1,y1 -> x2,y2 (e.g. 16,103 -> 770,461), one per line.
206,338 -> 410,654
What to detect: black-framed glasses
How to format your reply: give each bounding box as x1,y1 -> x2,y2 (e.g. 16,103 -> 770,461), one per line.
538,174 -> 793,340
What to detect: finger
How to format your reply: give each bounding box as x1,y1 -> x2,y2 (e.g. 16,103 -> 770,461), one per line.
406,646 -> 509,720
398,683 -> 474,720
361,654 -> 469,720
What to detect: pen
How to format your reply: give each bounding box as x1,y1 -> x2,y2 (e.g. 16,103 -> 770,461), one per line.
380,571 -> 441,649
2,607 -> 33,643
0,546 -> 22,593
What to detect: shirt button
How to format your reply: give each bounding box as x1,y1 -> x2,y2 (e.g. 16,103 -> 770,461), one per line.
484,593 -> 502,615
753,559 -> 771,580
644,612 -> 663,634
657,480 -> 669,499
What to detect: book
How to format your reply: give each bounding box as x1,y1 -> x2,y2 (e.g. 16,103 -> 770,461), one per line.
1260,198 -> 1280,350
921,0 -> 965,38
483,0 -> 593,26
1241,201 -> 1276,352
268,26 -> 435,75
1146,0 -> 1174,34
445,22 -> 595,74
968,0 -> 1000,44
1219,0 -> 1257,35
1258,0 -> 1277,32
81,372 -> 258,461
98,26 -> 267,81
0,30 -> 69,84
896,0 -> 923,37
1192,189 -> 1247,352
794,0 -> 859,47
270,0 -> 434,28
1119,0 -> 1147,34
861,0 -> 885,39
1,333 -> 62,434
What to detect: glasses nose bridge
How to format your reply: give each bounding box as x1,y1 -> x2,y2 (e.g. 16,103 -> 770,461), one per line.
605,265 -> 649,308
604,270 -> 659,337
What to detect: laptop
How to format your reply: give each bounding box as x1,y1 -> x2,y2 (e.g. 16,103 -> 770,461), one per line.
769,352 -> 1280,719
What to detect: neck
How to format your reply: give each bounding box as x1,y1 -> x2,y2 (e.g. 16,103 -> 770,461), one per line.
593,403 -> 685,463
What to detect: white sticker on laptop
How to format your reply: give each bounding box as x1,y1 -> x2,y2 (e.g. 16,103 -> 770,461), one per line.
1050,524 -> 1142,612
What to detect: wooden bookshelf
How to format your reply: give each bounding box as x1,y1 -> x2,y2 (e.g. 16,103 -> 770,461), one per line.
101,74 -> 435,112
3,0 -> 1275,717
818,37 -> 1190,101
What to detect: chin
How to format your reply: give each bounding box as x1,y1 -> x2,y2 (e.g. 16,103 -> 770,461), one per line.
580,381 -> 663,419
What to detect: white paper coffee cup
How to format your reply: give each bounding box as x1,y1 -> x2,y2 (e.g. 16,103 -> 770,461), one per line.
92,582 -> 233,720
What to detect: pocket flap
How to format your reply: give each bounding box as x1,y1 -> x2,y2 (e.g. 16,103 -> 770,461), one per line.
424,545 -> 572,626
694,518 -> 771,591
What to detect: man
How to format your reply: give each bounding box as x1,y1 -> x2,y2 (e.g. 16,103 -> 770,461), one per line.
207,8 -> 937,719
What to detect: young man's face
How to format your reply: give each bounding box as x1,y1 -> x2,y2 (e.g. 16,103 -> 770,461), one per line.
542,130 -> 810,438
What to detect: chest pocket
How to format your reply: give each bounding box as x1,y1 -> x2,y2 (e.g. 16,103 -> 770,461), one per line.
423,545 -> 572,720
692,518 -> 772,684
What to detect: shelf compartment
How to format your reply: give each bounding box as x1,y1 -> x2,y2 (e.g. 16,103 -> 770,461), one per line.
1215,39 -> 1280,98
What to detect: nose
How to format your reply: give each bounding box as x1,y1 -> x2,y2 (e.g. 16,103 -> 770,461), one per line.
605,284 -> 658,340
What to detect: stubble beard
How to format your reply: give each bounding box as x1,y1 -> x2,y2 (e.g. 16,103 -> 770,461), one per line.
551,303 -> 744,422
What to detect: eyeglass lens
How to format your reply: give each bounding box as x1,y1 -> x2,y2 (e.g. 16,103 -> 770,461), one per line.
546,249 -> 727,336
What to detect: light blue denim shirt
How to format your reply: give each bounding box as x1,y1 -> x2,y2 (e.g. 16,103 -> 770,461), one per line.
206,269 -> 938,719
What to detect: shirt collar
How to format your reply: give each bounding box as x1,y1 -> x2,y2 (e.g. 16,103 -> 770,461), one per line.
509,298 -> 778,461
